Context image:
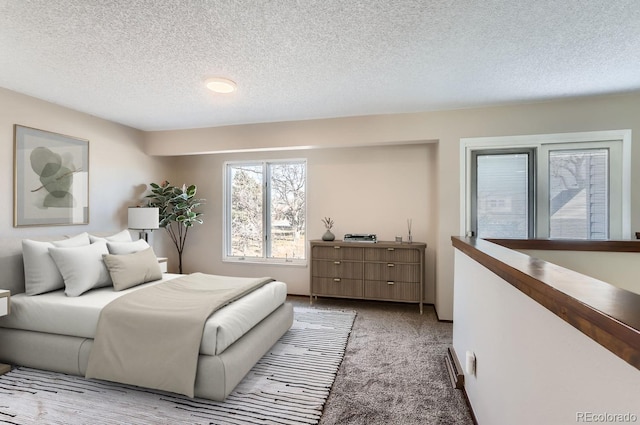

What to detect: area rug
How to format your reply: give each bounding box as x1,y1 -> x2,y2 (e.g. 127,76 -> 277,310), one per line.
0,307 -> 356,425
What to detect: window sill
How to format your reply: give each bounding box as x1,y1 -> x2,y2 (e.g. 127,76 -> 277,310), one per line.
223,257 -> 307,267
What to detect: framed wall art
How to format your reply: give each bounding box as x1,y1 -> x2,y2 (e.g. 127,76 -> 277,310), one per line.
14,125 -> 89,227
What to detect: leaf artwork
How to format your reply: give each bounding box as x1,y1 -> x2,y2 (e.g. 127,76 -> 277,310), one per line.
29,147 -> 79,208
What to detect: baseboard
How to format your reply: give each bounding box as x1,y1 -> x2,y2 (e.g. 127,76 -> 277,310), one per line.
445,347 -> 478,424
461,386 -> 479,425
434,306 -> 453,323
444,346 -> 464,389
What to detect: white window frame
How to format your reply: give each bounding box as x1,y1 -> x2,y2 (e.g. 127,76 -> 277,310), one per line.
460,130 -> 631,239
223,159 -> 308,266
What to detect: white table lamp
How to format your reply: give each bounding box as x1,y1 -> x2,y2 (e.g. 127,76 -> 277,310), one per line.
128,207 -> 159,241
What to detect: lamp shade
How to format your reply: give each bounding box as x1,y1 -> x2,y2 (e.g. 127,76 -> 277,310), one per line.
128,207 -> 159,230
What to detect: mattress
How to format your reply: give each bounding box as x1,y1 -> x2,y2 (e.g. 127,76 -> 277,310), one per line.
0,273 -> 287,356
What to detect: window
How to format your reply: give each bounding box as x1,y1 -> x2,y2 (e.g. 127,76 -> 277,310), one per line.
546,147 -> 609,239
224,160 -> 306,263
472,149 -> 534,238
462,131 -> 630,240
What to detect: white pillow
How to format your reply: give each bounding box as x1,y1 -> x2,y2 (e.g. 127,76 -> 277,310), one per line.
49,240 -> 112,297
22,233 -> 91,296
107,239 -> 149,255
103,247 -> 162,291
89,229 -> 133,244
60,232 -> 92,246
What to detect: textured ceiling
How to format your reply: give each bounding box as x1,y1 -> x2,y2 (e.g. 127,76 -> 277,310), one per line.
1,1 -> 639,131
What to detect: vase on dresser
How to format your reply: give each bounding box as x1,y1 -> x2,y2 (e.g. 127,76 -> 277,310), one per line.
322,229 -> 335,241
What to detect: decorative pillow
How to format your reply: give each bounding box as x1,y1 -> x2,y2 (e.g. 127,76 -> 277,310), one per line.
59,232 -> 92,247
103,247 -> 162,291
48,240 -> 112,297
89,229 -> 133,244
106,239 -> 149,255
22,233 -> 92,296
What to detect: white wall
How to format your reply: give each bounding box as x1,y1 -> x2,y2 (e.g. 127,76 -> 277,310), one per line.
166,144 -> 438,301
521,249 -> 640,295
146,92 -> 640,320
453,250 -> 640,425
0,88 -> 170,254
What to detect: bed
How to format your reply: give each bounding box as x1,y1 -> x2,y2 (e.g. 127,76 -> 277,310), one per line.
0,232 -> 293,401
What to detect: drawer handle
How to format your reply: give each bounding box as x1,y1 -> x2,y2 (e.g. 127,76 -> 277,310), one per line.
387,247 -> 395,251
387,263 -> 395,267
333,278 -> 341,282
334,261 -> 341,265
387,281 -> 395,285
333,246 -> 341,249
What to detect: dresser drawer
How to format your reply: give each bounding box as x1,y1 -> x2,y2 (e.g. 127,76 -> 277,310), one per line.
312,260 -> 363,279
364,263 -> 420,282
310,240 -> 425,313
311,245 -> 363,261
312,278 -> 363,298
364,280 -> 420,302
365,247 -> 421,262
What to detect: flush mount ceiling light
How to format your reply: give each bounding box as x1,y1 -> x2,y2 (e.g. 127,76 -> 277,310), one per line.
205,77 -> 237,94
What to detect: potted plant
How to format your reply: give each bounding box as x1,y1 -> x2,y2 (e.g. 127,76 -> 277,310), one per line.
322,217 -> 335,241
145,181 -> 205,273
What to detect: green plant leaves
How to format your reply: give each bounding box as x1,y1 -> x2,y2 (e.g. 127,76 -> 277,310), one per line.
44,191 -> 75,207
145,180 -> 205,228
30,147 -> 77,208
30,147 -> 62,178
39,165 -> 73,195
145,180 -> 206,273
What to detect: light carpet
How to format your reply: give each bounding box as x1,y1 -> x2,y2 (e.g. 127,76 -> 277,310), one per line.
0,307 -> 356,425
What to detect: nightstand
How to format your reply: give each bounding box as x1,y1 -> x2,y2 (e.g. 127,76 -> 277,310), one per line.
157,257 -> 168,273
0,290 -> 10,375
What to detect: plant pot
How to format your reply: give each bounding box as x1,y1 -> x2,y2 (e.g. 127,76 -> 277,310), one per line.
322,229 -> 335,241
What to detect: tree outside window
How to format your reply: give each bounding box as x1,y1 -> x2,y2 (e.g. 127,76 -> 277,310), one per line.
225,160 -> 306,262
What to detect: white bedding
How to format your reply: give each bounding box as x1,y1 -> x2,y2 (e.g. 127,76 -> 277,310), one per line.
0,273 -> 287,356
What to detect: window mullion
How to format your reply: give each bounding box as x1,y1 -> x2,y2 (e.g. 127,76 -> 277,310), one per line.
264,162 -> 271,259
224,164 -> 233,256
527,150 -> 536,238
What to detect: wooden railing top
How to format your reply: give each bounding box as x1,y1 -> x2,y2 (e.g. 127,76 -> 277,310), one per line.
485,238 -> 640,252
451,236 -> 640,371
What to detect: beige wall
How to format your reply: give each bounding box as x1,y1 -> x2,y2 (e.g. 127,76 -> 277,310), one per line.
166,144 -> 438,301
4,86 -> 638,321
146,92 -> 640,320
0,88 -> 170,254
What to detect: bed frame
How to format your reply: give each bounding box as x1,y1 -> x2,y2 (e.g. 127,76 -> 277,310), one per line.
0,237 -> 293,401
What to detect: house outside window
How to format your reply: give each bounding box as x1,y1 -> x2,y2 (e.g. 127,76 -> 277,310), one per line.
223,160 -> 306,264
547,148 -> 609,239
462,130 -> 630,240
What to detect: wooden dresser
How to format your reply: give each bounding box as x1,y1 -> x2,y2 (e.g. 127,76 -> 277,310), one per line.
310,240 -> 426,313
